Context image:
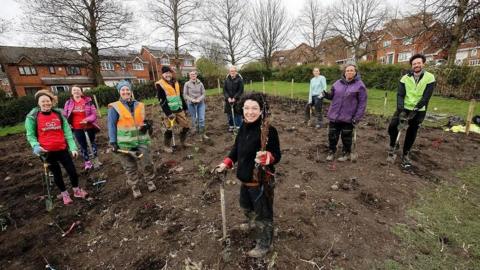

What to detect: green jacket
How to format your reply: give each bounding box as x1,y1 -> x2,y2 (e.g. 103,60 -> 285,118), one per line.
25,107 -> 77,152
398,71 -> 436,111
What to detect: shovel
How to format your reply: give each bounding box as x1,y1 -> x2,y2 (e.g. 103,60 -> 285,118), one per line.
230,103 -> 238,135
168,118 -> 177,151
350,127 -> 358,162
117,149 -> 144,159
83,128 -> 100,169
40,157 -> 54,212
218,171 -> 231,261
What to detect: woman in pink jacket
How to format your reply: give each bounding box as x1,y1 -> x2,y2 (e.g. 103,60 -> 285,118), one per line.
63,85 -> 101,170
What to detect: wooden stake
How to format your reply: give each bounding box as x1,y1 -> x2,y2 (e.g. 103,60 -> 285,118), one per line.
383,91 -> 388,117
217,78 -> 221,95
465,99 -> 476,136
220,183 -> 227,241
250,80 -> 253,91
290,78 -> 294,99
273,81 -> 277,96
262,77 -> 265,94
93,94 -> 101,117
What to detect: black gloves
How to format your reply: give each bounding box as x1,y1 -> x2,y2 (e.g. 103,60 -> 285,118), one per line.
139,119 -> 153,135
110,142 -> 119,153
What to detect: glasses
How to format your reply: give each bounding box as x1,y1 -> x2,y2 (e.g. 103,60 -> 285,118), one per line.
243,106 -> 260,111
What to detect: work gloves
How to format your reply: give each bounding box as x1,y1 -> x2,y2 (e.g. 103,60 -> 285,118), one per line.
33,145 -> 46,156
139,119 -> 153,135
110,142 -> 119,153
255,151 -> 274,166
213,158 -> 233,173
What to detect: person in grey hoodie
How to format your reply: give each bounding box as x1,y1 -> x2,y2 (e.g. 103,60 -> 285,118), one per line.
323,63 -> 367,162
183,71 -> 209,140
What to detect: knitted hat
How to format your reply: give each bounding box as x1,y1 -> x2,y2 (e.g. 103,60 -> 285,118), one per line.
116,80 -> 132,92
34,89 -> 58,106
161,66 -> 172,73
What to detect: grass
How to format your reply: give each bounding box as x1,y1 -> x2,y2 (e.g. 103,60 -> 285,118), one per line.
0,123 -> 25,137
383,165 -> 480,269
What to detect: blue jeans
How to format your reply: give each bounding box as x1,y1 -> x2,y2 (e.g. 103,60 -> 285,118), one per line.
227,112 -> 242,128
72,129 -> 98,161
187,102 -> 206,131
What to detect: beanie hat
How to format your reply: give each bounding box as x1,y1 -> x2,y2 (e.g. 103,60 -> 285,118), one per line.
116,80 -> 132,92
34,89 -> 58,106
161,66 -> 172,73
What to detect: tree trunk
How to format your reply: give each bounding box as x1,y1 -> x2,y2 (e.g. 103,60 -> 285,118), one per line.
447,0 -> 468,66
88,0 -> 104,86
173,3 -> 181,77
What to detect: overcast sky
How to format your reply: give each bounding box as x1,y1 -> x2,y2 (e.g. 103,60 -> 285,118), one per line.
0,0 -> 403,57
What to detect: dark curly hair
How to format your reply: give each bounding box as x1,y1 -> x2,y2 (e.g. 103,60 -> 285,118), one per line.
409,54 -> 426,65
239,92 -> 270,119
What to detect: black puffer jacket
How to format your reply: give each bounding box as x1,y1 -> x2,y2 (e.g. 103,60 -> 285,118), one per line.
223,74 -> 244,114
228,119 -> 281,183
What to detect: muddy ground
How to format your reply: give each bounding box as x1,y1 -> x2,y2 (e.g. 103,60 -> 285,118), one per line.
0,96 -> 479,270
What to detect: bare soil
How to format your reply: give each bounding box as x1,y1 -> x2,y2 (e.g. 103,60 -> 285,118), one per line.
0,96 -> 479,269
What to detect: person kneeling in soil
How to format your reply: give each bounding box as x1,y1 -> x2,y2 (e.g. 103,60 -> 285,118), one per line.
107,80 -> 157,199
25,90 -> 88,205
63,85 -> 102,170
324,63 -> 367,162
155,66 -> 191,153
214,93 -> 281,258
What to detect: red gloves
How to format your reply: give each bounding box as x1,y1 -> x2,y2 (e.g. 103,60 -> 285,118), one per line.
255,151 -> 274,165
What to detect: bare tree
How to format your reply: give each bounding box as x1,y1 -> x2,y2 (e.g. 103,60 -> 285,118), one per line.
330,0 -> 387,61
196,40 -> 227,66
250,0 -> 292,70
201,0 -> 250,65
297,0 -> 331,59
20,0 -> 134,86
410,0 -> 480,65
149,0 -> 201,73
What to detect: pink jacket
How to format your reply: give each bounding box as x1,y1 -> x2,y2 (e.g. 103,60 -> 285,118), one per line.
63,96 -> 100,131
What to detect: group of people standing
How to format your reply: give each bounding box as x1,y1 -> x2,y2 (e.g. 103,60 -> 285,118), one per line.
25,53 -> 434,258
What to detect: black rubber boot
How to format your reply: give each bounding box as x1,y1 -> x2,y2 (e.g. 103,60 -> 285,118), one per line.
180,128 -> 192,147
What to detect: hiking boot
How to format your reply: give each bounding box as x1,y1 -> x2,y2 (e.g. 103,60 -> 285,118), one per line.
73,187 -> 88,199
84,160 -> 93,170
247,244 -> 270,258
386,146 -> 396,163
146,181 -> 157,192
401,152 -> 412,169
239,220 -> 256,232
132,186 -> 142,199
326,152 -> 335,161
337,153 -> 351,162
61,191 -> 73,205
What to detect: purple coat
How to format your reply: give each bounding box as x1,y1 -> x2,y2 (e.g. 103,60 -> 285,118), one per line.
326,75 -> 367,124
63,96 -> 100,131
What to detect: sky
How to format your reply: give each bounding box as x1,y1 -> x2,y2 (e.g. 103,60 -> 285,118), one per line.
0,0 -> 403,58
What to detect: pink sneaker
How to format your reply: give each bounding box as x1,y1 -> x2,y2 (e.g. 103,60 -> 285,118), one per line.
62,191 -> 73,205
84,161 -> 93,170
73,187 -> 88,199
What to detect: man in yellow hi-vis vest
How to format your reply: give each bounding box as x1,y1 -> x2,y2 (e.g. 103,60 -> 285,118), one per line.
155,66 -> 191,153
387,54 -> 436,169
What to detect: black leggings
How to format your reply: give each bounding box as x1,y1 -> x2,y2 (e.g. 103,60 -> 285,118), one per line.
72,129 -> 98,161
45,150 -> 79,192
328,121 -> 354,153
388,110 -> 426,154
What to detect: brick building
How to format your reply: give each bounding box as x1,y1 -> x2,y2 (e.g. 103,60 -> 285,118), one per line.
0,46 -> 94,97
316,36 -> 354,65
140,46 -> 196,81
99,48 -> 150,87
454,42 -> 480,66
272,43 -> 316,68
0,69 -> 12,97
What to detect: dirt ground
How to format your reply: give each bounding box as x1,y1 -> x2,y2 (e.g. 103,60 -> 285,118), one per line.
0,95 -> 479,270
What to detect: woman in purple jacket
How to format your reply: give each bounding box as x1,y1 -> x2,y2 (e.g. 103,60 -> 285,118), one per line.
63,85 -> 102,170
324,64 -> 367,162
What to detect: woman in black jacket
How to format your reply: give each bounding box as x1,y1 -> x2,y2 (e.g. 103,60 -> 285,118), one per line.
215,92 -> 281,258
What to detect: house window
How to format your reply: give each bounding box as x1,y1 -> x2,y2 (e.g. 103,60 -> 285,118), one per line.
402,37 -> 413,45
119,62 -> 126,70
469,59 -> 480,66
18,66 -> 37,76
379,57 -> 385,64
133,62 -> 144,70
160,58 -> 170,65
51,85 -> 69,94
101,61 -> 114,70
279,56 -> 285,62
67,66 -> 81,75
48,66 -> 56,74
471,49 -> 478,56
138,78 -> 147,84
383,40 -> 391,48
184,59 -> 193,66
398,52 -> 412,62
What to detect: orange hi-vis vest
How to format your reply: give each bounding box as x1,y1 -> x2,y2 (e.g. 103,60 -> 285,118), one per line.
108,101 -> 150,149
156,79 -> 182,111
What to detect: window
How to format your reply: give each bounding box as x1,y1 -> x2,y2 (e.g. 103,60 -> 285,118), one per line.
279,56 -> 285,62
471,49 -> 478,57
119,62 -> 126,69
383,40 -> 391,48
469,59 -> 480,66
133,62 -> 144,70
398,52 -> 412,62
184,59 -> 193,66
101,61 -> 114,70
67,66 -> 81,75
48,66 -> 56,74
160,58 -> 170,65
402,37 -> 413,45
18,66 -> 37,76
138,78 -> 147,84
51,85 -> 69,94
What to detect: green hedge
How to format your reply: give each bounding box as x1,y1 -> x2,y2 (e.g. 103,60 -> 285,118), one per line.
0,81 -> 157,127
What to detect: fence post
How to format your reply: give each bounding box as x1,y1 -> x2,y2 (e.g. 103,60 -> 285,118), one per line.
465,99 -> 476,136
250,80 -> 253,92
93,94 -> 101,117
290,79 -> 294,99
217,78 -> 221,95
383,91 -> 388,117
262,77 -> 265,94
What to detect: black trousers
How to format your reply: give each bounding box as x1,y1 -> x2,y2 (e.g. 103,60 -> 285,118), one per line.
239,181 -> 274,248
388,109 -> 426,154
328,121 -> 354,153
45,150 -> 79,192
72,129 -> 98,161
304,96 -> 323,124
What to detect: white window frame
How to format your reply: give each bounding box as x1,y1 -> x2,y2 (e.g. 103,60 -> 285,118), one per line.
471,49 -> 477,57
398,52 -> 412,62
184,59 -> 193,66
160,58 -> 170,65
138,78 -> 147,84
469,59 -> 480,66
133,62 -> 144,70
51,85 -> 69,94
101,61 -> 114,70
402,37 -> 413,45
383,40 -> 391,48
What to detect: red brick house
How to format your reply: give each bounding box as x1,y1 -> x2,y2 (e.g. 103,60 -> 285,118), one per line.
0,69 -> 12,97
454,41 -> 480,66
316,36 -> 354,66
272,43 -> 316,68
99,49 -> 150,87
0,46 -> 94,97
140,46 -> 196,81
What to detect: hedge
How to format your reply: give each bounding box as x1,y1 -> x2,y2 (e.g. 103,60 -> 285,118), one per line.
0,81 -> 157,127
